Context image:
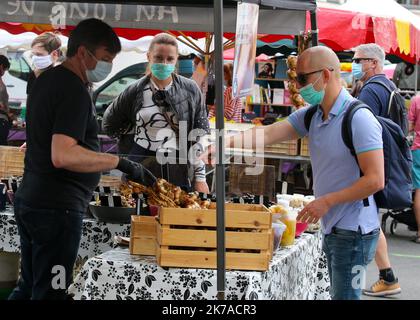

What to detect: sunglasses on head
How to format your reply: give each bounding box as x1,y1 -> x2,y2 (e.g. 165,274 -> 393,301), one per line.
296,68 -> 334,86
352,58 -> 375,64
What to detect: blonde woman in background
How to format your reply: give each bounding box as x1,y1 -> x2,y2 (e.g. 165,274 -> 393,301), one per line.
103,33 -> 210,193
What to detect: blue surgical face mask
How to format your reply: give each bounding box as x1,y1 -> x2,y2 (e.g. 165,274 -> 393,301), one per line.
352,62 -> 365,80
150,63 -> 175,80
85,50 -> 113,83
299,73 -> 325,106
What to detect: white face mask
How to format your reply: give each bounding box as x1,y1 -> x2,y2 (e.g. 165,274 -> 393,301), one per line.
32,55 -> 53,70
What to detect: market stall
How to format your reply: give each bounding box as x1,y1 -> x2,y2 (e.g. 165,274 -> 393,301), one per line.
0,0 -> 324,301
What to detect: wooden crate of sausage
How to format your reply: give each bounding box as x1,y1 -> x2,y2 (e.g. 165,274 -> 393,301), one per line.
155,203 -> 273,271
265,140 -> 299,156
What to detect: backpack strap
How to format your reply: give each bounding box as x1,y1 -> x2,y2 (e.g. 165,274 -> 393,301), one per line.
364,79 -> 395,116
304,104 -> 319,132
341,100 -> 375,207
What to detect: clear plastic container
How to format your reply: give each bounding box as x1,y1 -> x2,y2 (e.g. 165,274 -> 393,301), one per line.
276,199 -> 290,209
280,209 -> 297,246
272,221 -> 287,252
276,194 -> 293,203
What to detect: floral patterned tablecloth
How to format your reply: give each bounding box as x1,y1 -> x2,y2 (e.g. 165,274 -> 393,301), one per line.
69,232 -> 331,300
0,207 -> 130,264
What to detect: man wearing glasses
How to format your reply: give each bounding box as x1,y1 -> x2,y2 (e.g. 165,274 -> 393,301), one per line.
352,43 -> 402,298
201,46 -> 384,300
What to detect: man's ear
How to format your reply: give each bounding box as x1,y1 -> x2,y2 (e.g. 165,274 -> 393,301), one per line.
323,68 -> 331,83
77,45 -> 90,61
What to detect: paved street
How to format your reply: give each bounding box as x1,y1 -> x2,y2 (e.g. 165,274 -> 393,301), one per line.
362,214 -> 420,300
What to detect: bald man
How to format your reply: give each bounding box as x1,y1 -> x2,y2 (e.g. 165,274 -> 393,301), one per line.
201,46 -> 384,300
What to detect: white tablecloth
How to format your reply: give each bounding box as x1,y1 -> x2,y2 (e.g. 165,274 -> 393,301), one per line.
69,232 -> 330,300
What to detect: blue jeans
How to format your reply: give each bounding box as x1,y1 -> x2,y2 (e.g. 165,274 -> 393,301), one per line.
8,197 -> 83,300
323,227 -> 380,300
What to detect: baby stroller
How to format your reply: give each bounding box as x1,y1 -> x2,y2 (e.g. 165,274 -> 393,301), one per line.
381,207 -> 418,235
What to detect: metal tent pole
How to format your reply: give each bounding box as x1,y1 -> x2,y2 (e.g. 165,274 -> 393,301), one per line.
310,10 -> 318,46
214,0 -> 226,301
415,57 -> 418,94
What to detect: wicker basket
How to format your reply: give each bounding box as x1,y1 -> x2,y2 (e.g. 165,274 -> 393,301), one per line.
0,146 -> 24,178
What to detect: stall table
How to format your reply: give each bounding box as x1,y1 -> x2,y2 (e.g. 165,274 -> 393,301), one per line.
69,232 -> 330,300
0,207 -> 130,263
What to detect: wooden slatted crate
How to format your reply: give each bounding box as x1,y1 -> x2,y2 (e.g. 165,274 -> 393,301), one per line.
0,146 -> 24,178
265,140 -> 299,155
300,137 -> 310,157
156,203 -> 273,271
130,216 -> 158,255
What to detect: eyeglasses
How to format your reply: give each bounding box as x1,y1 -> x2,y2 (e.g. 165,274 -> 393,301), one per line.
352,58 -> 375,64
296,68 -> 334,86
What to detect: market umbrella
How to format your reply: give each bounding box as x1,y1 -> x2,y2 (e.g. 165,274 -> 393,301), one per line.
263,0 -> 420,64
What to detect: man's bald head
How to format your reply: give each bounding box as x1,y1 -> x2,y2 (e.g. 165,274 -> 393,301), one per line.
297,46 -> 341,79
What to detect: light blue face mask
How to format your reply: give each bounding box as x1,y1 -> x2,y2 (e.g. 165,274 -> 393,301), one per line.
86,51 -> 113,83
352,62 -> 365,80
151,63 -> 175,80
299,73 -> 325,106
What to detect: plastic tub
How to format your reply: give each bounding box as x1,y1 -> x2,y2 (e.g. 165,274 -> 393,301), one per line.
295,222 -> 308,237
276,194 -> 293,203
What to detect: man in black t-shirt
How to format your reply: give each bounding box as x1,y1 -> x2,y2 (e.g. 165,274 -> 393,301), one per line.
9,19 -> 154,300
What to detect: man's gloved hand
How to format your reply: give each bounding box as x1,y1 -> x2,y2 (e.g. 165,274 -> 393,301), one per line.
117,158 -> 157,186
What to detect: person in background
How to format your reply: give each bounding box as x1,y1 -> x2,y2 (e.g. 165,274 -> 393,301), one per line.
208,63 -> 243,123
408,94 -> 420,244
352,43 -> 402,297
27,31 -> 63,95
103,33 -> 210,193
9,18 -> 153,300
20,32 -> 63,152
393,61 -> 420,91
0,55 -> 11,145
191,53 -> 208,96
